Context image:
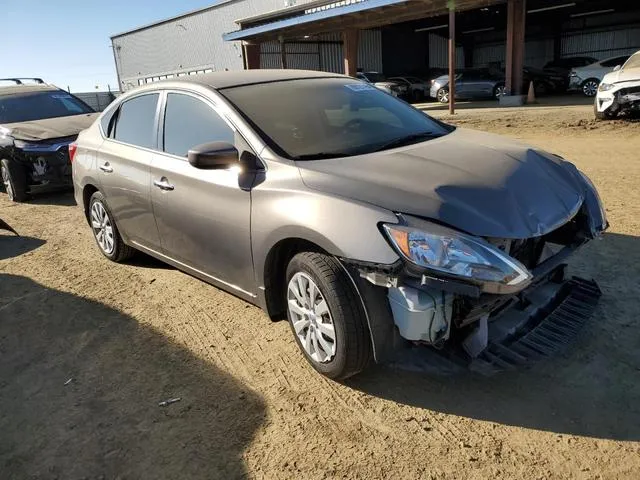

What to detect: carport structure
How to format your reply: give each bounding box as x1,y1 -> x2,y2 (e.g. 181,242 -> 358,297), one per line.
223,0 -> 527,113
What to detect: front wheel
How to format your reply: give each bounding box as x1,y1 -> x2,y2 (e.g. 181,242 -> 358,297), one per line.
285,252 -> 371,379
493,84 -> 506,100
1,158 -> 28,202
436,87 -> 449,103
89,191 -> 135,262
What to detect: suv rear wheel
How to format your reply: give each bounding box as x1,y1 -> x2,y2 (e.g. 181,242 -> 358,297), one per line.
582,78 -> 600,97
1,158 -> 28,202
285,252 -> 371,379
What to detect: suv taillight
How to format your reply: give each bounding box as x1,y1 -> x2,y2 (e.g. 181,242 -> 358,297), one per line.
68,142 -> 78,163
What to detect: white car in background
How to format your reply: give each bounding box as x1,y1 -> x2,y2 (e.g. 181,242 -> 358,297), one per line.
356,71 -> 408,98
569,54 -> 631,97
595,50 -> 640,120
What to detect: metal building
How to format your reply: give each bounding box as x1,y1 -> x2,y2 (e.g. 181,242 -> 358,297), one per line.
112,0 -> 640,107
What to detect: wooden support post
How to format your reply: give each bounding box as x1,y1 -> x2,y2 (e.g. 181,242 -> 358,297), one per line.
448,7 -> 456,115
243,42 -> 261,70
280,38 -> 287,69
343,29 -> 359,77
505,0 -> 526,96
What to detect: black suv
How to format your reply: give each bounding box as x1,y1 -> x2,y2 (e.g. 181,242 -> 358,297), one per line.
0,78 -> 97,202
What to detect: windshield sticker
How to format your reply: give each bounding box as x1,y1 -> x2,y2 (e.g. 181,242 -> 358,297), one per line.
345,84 -> 376,92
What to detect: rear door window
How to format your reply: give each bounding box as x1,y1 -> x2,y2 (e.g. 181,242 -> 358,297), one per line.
601,56 -> 628,67
113,93 -> 159,149
162,93 -> 234,157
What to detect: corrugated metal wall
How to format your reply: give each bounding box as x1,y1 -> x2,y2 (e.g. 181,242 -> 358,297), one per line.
561,27 -> 640,59
74,91 -> 119,112
113,0 -> 321,89
429,34 -> 464,68
259,29 -> 382,74
473,39 -> 554,69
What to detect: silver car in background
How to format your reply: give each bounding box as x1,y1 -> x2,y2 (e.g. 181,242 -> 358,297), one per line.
429,69 -> 505,103
72,70 -> 606,379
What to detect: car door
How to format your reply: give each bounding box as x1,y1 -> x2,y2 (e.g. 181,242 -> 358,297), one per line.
150,90 -> 255,295
453,73 -> 466,98
97,92 -> 162,250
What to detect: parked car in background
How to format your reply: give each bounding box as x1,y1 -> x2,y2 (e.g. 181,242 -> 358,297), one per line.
388,76 -> 429,101
595,50 -> 640,119
0,78 -> 97,202
73,70 -> 606,379
569,55 -> 631,97
430,69 -> 505,103
522,66 -> 565,94
543,56 -> 598,90
356,71 -> 408,98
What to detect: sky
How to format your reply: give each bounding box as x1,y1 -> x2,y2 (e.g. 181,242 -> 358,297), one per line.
3,0 -> 220,92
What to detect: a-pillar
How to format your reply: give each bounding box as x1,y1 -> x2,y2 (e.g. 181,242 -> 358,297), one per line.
243,42 -> 261,70
343,29 -> 359,77
504,0 -> 526,99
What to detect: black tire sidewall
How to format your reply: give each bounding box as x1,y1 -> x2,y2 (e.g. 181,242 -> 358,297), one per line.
89,191 -> 126,261
285,254 -> 350,379
1,159 -> 27,202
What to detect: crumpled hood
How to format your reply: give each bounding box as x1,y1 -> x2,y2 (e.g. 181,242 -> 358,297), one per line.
602,67 -> 640,85
3,113 -> 98,141
297,128 -> 585,239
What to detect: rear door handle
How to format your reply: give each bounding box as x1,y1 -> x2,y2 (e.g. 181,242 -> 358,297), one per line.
154,178 -> 175,191
99,163 -> 113,173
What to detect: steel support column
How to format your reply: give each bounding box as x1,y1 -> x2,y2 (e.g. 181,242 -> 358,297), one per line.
243,42 -> 261,70
448,7 -> 456,115
505,0 -> 526,96
343,29 -> 359,77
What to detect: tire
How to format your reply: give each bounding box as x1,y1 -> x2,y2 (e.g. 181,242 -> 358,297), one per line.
88,191 -> 135,262
285,252 -> 371,380
1,158 -> 28,202
436,87 -> 449,103
581,78 -> 600,97
493,83 -> 505,100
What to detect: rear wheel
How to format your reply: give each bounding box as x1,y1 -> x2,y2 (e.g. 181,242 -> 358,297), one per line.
89,191 -> 135,262
285,252 -> 371,379
1,158 -> 28,202
436,87 -> 449,103
581,79 -> 600,97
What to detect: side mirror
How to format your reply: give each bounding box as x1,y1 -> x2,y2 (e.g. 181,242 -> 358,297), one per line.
614,64 -> 622,71
188,141 -> 238,169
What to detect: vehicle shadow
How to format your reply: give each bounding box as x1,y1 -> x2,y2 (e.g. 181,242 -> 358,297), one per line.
0,234 -> 46,260
348,232 -> 640,441
28,190 -> 77,206
128,251 -> 175,270
0,274 -> 266,479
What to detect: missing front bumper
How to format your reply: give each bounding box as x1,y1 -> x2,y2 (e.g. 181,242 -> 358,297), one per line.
386,276 -> 601,375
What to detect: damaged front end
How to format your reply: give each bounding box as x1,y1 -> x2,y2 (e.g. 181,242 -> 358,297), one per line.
346,183 -> 607,374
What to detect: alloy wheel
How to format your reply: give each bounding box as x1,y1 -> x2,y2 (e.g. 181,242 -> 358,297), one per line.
1,165 -> 14,201
583,80 -> 599,97
437,88 -> 449,103
494,85 -> 506,99
91,200 -> 115,255
287,272 -> 336,363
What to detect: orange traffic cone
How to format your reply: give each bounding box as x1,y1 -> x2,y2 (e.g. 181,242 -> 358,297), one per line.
527,81 -> 536,104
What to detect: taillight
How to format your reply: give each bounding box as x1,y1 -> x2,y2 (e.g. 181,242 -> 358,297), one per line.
68,142 -> 78,163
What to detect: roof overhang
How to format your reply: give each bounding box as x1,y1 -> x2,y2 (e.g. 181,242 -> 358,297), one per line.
223,0 -> 504,43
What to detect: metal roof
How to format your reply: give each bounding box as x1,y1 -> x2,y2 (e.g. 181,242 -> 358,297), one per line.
111,0 -> 238,39
223,0 -> 407,41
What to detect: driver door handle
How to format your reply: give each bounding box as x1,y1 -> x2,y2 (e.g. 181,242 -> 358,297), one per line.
99,163 -> 113,173
154,178 -> 175,191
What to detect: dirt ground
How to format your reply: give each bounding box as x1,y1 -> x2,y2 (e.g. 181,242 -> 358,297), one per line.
1,103 -> 640,480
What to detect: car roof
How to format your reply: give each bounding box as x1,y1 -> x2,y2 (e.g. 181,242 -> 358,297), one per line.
169,69 -> 345,90
0,84 -> 60,97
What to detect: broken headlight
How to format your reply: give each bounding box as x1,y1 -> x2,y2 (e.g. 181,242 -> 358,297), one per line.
383,221 -> 532,290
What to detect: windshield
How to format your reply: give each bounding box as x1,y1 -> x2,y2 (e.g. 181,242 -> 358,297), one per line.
0,91 -> 94,123
624,53 -> 640,70
221,77 -> 451,160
